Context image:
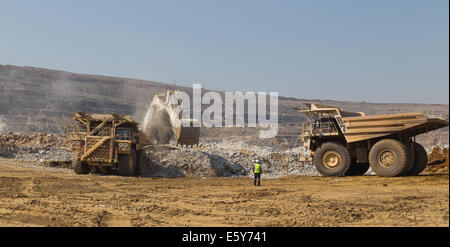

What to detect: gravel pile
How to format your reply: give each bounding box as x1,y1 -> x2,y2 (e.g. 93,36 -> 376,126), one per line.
199,139 -> 320,177
1,131 -> 72,167
142,138 -> 319,178
143,145 -> 244,178
14,146 -> 72,162
0,132 -> 69,148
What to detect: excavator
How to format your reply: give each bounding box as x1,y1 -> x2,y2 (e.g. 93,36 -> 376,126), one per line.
142,90 -> 200,146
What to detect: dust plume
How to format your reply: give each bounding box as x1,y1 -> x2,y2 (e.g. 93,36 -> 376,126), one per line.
0,116 -> 6,132
142,103 -> 173,144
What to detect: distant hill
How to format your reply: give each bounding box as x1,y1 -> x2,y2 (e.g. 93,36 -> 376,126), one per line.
1,64 -> 448,148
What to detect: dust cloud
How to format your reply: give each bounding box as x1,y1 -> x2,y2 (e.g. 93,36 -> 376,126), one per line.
142,103 -> 173,144
0,116 -> 6,132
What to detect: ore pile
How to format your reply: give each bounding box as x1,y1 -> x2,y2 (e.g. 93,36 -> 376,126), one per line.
0,132 -> 69,148
13,147 -> 72,163
143,145 -> 245,178
200,139 -> 319,177
143,137 -> 320,178
0,132 -> 71,168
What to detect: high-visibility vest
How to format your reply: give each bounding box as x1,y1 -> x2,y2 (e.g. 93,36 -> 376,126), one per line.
254,163 -> 261,173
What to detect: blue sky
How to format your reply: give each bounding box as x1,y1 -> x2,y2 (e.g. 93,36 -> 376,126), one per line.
0,0 -> 448,104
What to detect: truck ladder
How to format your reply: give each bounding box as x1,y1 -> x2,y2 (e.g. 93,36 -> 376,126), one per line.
81,136 -> 110,160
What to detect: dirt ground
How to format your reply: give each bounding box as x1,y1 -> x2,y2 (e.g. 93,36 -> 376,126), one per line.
0,161 -> 448,227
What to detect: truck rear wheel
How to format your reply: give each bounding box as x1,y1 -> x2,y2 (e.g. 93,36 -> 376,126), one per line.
346,162 -> 370,176
118,149 -> 136,176
314,142 -> 351,177
369,139 -> 408,177
407,142 -> 428,176
399,141 -> 415,176
73,159 -> 90,174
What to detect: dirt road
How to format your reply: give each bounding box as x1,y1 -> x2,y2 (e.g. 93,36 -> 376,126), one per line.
0,161 -> 448,227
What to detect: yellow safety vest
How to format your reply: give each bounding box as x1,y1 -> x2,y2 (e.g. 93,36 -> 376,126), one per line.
254,163 -> 261,173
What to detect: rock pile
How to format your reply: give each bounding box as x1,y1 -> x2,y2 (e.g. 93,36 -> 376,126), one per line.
143,145 -> 245,178
0,132 -> 71,168
142,138 -> 319,178
0,132 -> 69,148
200,139 -> 319,177
14,146 -> 72,163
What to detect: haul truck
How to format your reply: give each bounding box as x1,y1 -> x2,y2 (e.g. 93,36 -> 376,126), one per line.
294,103 -> 448,177
67,112 -> 148,176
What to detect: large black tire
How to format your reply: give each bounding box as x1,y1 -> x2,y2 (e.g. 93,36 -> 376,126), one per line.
118,149 -> 136,176
135,150 -> 148,176
98,166 -> 111,175
399,141 -> 415,176
369,139 -> 408,177
314,142 -> 351,177
407,142 -> 428,176
345,162 -> 370,176
73,159 -> 90,174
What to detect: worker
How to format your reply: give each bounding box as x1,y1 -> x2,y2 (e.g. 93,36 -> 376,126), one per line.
253,159 -> 262,186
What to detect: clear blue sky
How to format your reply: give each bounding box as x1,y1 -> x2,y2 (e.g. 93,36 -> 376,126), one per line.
1,0 -> 448,104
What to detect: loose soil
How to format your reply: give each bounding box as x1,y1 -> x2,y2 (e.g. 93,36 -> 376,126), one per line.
0,161 -> 448,227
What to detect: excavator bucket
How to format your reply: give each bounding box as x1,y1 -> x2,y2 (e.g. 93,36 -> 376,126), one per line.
173,126 -> 200,146
174,118 -> 200,146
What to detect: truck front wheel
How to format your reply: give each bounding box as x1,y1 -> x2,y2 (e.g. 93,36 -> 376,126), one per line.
118,149 -> 136,176
314,142 -> 351,177
135,150 -> 149,176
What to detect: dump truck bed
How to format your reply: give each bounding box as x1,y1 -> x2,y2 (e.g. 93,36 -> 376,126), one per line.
343,112 -> 448,143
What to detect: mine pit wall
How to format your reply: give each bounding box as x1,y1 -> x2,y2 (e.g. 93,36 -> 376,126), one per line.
1,65 -> 448,149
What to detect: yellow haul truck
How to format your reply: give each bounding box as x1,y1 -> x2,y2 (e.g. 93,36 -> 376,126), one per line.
68,112 -> 148,176
295,103 -> 448,177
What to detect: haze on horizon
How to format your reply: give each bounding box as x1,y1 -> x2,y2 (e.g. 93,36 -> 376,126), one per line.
0,0 -> 448,104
